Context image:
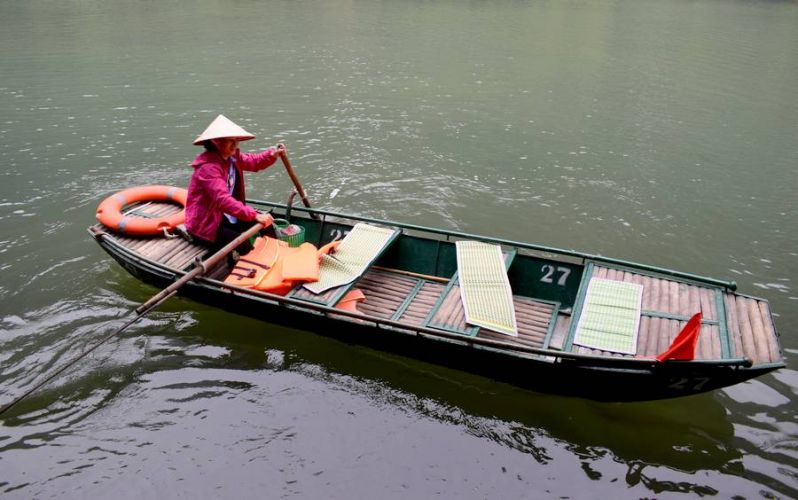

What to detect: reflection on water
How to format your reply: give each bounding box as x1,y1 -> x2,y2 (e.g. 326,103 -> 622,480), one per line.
2,271 -> 797,495
1,0 -> 797,497
0,311 -> 776,497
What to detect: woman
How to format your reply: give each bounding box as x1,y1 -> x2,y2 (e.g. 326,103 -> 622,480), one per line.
186,114 -> 281,253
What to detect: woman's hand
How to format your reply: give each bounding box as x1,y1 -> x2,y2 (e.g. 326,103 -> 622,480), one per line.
274,143 -> 287,156
255,212 -> 274,227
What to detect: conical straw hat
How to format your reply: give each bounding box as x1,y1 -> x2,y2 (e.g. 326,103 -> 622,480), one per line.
193,114 -> 256,145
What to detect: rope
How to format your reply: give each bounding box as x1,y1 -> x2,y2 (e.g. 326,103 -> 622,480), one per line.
0,292 -> 174,417
0,219 -> 265,417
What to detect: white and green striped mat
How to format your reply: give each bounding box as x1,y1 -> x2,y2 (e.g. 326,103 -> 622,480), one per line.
456,241 -> 517,337
304,223 -> 397,294
573,278 -> 643,354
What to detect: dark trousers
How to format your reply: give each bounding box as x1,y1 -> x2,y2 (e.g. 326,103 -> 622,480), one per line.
194,218 -> 276,255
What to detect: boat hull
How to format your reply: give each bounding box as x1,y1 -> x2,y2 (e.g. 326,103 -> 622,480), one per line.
94,231 -> 776,402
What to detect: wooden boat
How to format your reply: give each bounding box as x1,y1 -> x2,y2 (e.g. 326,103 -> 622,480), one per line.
88,194 -> 784,402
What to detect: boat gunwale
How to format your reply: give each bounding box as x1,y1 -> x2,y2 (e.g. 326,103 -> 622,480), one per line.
249,198 -> 739,291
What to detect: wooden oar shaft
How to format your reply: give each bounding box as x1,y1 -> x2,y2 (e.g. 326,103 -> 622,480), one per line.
279,151 -> 313,209
136,222 -> 264,314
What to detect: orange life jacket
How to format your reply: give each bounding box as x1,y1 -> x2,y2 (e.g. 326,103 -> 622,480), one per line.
224,236 -> 338,295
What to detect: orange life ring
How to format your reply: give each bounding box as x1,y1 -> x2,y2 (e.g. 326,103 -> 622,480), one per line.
96,185 -> 188,236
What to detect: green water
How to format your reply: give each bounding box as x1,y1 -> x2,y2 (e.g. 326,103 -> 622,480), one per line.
1,0 -> 797,497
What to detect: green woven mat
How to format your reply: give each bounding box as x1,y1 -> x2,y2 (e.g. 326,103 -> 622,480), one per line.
303,223 -> 397,294
573,278 -> 643,354
456,241 -> 517,337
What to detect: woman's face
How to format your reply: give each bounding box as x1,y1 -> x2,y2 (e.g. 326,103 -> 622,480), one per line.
212,138 -> 239,158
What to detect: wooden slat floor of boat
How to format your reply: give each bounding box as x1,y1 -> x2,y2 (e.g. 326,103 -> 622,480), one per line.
105,227 -> 209,271
290,269 -> 427,311
593,265 -> 720,321
97,201 -> 208,271
477,296 -> 554,349
207,261 -> 232,281
356,271 -> 420,319
289,269 -> 425,312
572,320 -> 723,360
724,293 -> 781,365
354,271 -> 553,349
291,283 -> 340,304
588,265 -> 782,364
588,266 -> 722,359
587,265 -> 724,360
397,281 -> 447,325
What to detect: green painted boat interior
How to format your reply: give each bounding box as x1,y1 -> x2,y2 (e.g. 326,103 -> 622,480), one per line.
252,199 -> 783,367
262,201 -> 586,309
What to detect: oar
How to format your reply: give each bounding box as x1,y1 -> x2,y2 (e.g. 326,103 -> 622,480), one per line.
278,149 -> 320,220
0,221 -> 267,417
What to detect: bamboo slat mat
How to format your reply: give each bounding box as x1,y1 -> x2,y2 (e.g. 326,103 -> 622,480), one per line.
573,278 -> 643,354
304,223 -> 397,294
455,241 -> 517,337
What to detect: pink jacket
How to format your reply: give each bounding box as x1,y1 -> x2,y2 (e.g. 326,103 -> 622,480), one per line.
185,147 -> 279,242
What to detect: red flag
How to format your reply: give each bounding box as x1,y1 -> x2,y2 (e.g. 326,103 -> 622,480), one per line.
657,312 -> 703,362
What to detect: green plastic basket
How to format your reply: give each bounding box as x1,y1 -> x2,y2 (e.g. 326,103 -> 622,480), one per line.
273,218 -> 305,247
